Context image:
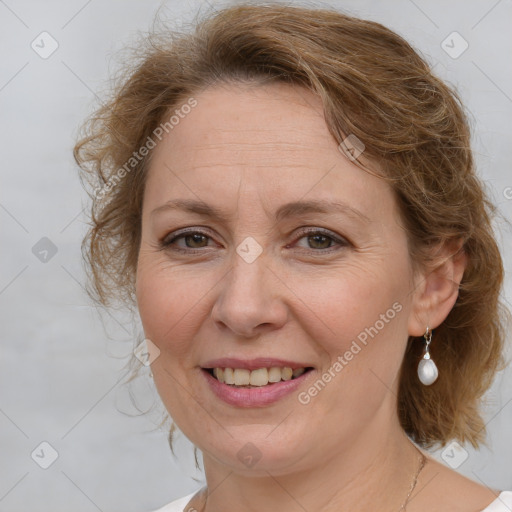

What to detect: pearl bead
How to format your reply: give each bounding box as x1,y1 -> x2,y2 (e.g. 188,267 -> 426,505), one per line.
418,357 -> 438,385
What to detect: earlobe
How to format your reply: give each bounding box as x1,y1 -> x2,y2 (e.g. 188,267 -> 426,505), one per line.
407,239 -> 467,337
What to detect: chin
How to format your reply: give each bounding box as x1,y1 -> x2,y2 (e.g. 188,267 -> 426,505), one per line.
200,427 -> 312,475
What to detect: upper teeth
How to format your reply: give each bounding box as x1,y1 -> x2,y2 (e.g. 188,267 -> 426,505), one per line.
212,367 -> 306,386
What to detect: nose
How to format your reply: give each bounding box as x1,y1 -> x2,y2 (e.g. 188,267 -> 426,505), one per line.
211,249 -> 288,338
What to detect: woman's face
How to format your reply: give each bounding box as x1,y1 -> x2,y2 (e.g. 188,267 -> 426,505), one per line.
136,82 -> 423,474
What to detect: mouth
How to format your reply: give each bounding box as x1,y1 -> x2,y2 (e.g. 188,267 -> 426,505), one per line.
201,366 -> 315,388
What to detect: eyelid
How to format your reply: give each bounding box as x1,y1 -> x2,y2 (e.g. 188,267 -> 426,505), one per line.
290,227 -> 350,249
160,227 -> 215,247
160,226 -> 350,252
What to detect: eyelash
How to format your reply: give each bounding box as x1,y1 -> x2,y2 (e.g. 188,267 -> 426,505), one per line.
159,227 -> 349,254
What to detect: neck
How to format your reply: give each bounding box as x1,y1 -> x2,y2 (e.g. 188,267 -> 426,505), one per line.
192,411 -> 426,512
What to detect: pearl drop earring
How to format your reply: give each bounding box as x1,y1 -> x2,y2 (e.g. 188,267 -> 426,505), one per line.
417,326 -> 438,385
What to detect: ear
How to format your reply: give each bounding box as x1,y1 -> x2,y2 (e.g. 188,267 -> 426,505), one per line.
408,238 -> 467,337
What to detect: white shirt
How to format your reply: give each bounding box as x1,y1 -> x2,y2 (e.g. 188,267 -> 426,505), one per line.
151,490 -> 512,512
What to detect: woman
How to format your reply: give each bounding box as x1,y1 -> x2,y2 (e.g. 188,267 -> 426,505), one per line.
74,4 -> 512,511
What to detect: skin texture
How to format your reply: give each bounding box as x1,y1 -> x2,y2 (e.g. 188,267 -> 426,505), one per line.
135,82 -> 495,511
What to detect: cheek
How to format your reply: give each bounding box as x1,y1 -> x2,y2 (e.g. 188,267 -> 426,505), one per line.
293,261 -> 405,338
293,271 -> 409,431
135,255 -> 201,356
135,258 -> 207,422
288,259 -> 410,388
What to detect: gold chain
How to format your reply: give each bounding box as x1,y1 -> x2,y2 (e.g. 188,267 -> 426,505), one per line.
190,447 -> 427,512
398,448 -> 427,511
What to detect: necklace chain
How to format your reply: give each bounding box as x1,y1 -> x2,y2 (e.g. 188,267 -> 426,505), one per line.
398,449 -> 427,511
192,447 -> 427,512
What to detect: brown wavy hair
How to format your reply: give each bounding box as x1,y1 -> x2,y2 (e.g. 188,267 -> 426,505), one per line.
74,3 -> 510,450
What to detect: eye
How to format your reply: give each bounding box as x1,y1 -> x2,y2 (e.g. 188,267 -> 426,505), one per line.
160,228 -> 216,252
291,228 -> 349,252
160,227 -> 350,254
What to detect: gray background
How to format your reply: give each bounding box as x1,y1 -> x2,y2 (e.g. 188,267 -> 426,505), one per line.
1,0 -> 511,511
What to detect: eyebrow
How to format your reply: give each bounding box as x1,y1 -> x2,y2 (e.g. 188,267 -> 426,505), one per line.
150,198 -> 371,224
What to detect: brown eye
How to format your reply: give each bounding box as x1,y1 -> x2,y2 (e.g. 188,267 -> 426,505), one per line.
181,233 -> 209,248
293,228 -> 349,252
306,233 -> 334,250
161,229 -> 214,251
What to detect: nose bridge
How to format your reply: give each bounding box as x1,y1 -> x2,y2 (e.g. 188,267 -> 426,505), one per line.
212,241 -> 286,336
224,243 -> 269,312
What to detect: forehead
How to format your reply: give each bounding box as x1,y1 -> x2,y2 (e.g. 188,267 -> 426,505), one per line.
164,82 -> 332,160
144,82 -> 395,223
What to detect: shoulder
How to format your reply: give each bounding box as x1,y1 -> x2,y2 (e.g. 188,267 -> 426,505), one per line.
415,454 -> 510,511
479,491 -> 512,512
149,491 -> 199,512
148,481 -> 512,512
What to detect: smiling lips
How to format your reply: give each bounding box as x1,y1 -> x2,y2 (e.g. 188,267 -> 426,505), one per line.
202,357 -> 313,387
202,366 -> 314,407
200,357 -> 315,406
210,366 -> 307,387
